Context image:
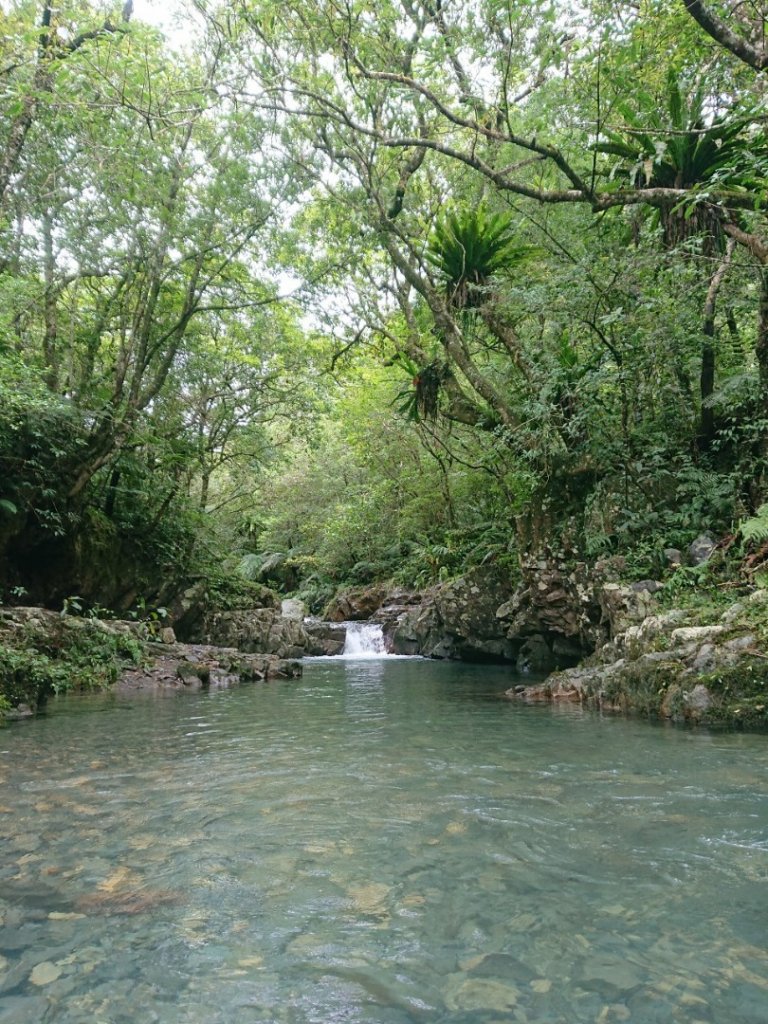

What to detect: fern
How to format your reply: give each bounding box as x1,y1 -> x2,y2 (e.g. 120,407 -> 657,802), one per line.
739,504 -> 768,545
426,205 -> 536,309
237,553 -> 265,580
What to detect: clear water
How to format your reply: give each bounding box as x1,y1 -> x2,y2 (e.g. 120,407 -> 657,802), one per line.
1,658 -> 767,1024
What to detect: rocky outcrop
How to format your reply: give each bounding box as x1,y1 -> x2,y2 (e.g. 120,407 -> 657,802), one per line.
167,579 -> 280,641
390,569 -> 518,661
508,590 -> 768,728
323,585 -> 389,622
117,641 -> 301,694
303,619 -> 347,656
199,607 -> 313,659
495,557 -> 599,653
385,560 -> 632,669
0,605 -> 304,719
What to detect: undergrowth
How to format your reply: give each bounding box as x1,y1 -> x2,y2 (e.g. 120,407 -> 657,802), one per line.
0,618 -> 145,718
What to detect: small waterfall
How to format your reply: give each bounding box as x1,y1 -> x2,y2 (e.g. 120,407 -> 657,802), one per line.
342,622 -> 388,658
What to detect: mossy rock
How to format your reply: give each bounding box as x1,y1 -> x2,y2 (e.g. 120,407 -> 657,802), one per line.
597,658 -> 687,716
0,612 -> 145,718
698,659 -> 768,729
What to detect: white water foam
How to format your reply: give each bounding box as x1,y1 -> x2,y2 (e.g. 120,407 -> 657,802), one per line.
342,622 -> 388,658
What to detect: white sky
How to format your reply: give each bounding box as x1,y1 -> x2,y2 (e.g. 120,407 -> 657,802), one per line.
133,0 -> 191,42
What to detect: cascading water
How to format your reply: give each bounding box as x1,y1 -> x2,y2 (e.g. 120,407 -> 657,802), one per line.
342,621 -> 388,657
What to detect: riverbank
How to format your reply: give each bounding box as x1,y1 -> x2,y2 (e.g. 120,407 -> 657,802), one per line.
508,588 -> 768,729
0,607 -> 302,720
3,570 -> 768,731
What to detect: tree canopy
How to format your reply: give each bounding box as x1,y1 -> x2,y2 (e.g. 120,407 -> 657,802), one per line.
1,0 -> 768,608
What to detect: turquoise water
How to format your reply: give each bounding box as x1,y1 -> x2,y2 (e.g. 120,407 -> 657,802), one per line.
1,657 -> 767,1023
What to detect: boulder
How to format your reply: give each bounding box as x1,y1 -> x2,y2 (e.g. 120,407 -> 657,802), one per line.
281,598 -> 306,621
303,619 -> 347,656
323,585 -> 389,622
688,533 -> 716,566
663,547 -> 683,567
391,569 -> 517,661
117,643 -> 302,693
669,624 -> 724,644
200,608 -> 311,659
599,583 -> 656,637
684,684 -> 712,715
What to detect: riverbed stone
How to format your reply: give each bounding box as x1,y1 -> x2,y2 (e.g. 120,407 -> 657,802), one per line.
29,961 -> 62,986
0,996 -> 51,1023
580,957 -> 643,996
444,976 -> 520,1012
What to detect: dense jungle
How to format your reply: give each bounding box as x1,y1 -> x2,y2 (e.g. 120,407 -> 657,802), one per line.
3,0 -> 768,718
4,6 -> 768,1022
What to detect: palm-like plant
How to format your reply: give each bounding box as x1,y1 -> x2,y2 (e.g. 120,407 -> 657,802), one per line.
426,205 -> 535,309
594,69 -> 767,247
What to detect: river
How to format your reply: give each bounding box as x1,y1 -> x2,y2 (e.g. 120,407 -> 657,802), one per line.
1,655 -> 767,1022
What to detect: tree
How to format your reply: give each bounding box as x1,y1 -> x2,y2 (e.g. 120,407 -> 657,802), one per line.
0,1 -> 324,601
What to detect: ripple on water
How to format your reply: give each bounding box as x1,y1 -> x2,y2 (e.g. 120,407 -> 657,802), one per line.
1,658 -> 768,1023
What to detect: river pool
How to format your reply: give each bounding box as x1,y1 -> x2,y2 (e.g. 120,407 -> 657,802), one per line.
1,656 -> 767,1023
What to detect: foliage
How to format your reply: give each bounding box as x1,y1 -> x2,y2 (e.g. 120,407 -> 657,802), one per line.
2,0 -> 768,621
738,504 -> 768,546
594,69 -> 766,192
198,571 -> 280,613
0,617 -> 144,715
427,207 -> 536,309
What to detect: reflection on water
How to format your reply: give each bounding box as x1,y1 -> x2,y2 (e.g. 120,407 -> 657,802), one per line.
1,659 -> 768,1023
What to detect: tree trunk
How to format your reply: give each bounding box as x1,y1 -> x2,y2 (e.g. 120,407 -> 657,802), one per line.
42,211 -> 58,390
757,268 -> 768,423
699,239 -> 735,449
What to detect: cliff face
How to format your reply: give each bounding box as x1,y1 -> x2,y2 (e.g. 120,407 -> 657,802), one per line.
509,590 -> 768,729
379,561 -> 655,674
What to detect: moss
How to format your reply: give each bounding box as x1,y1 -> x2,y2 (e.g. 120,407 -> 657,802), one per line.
596,659 -> 686,717
698,659 -> 768,729
0,616 -> 145,718
199,573 -> 279,612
